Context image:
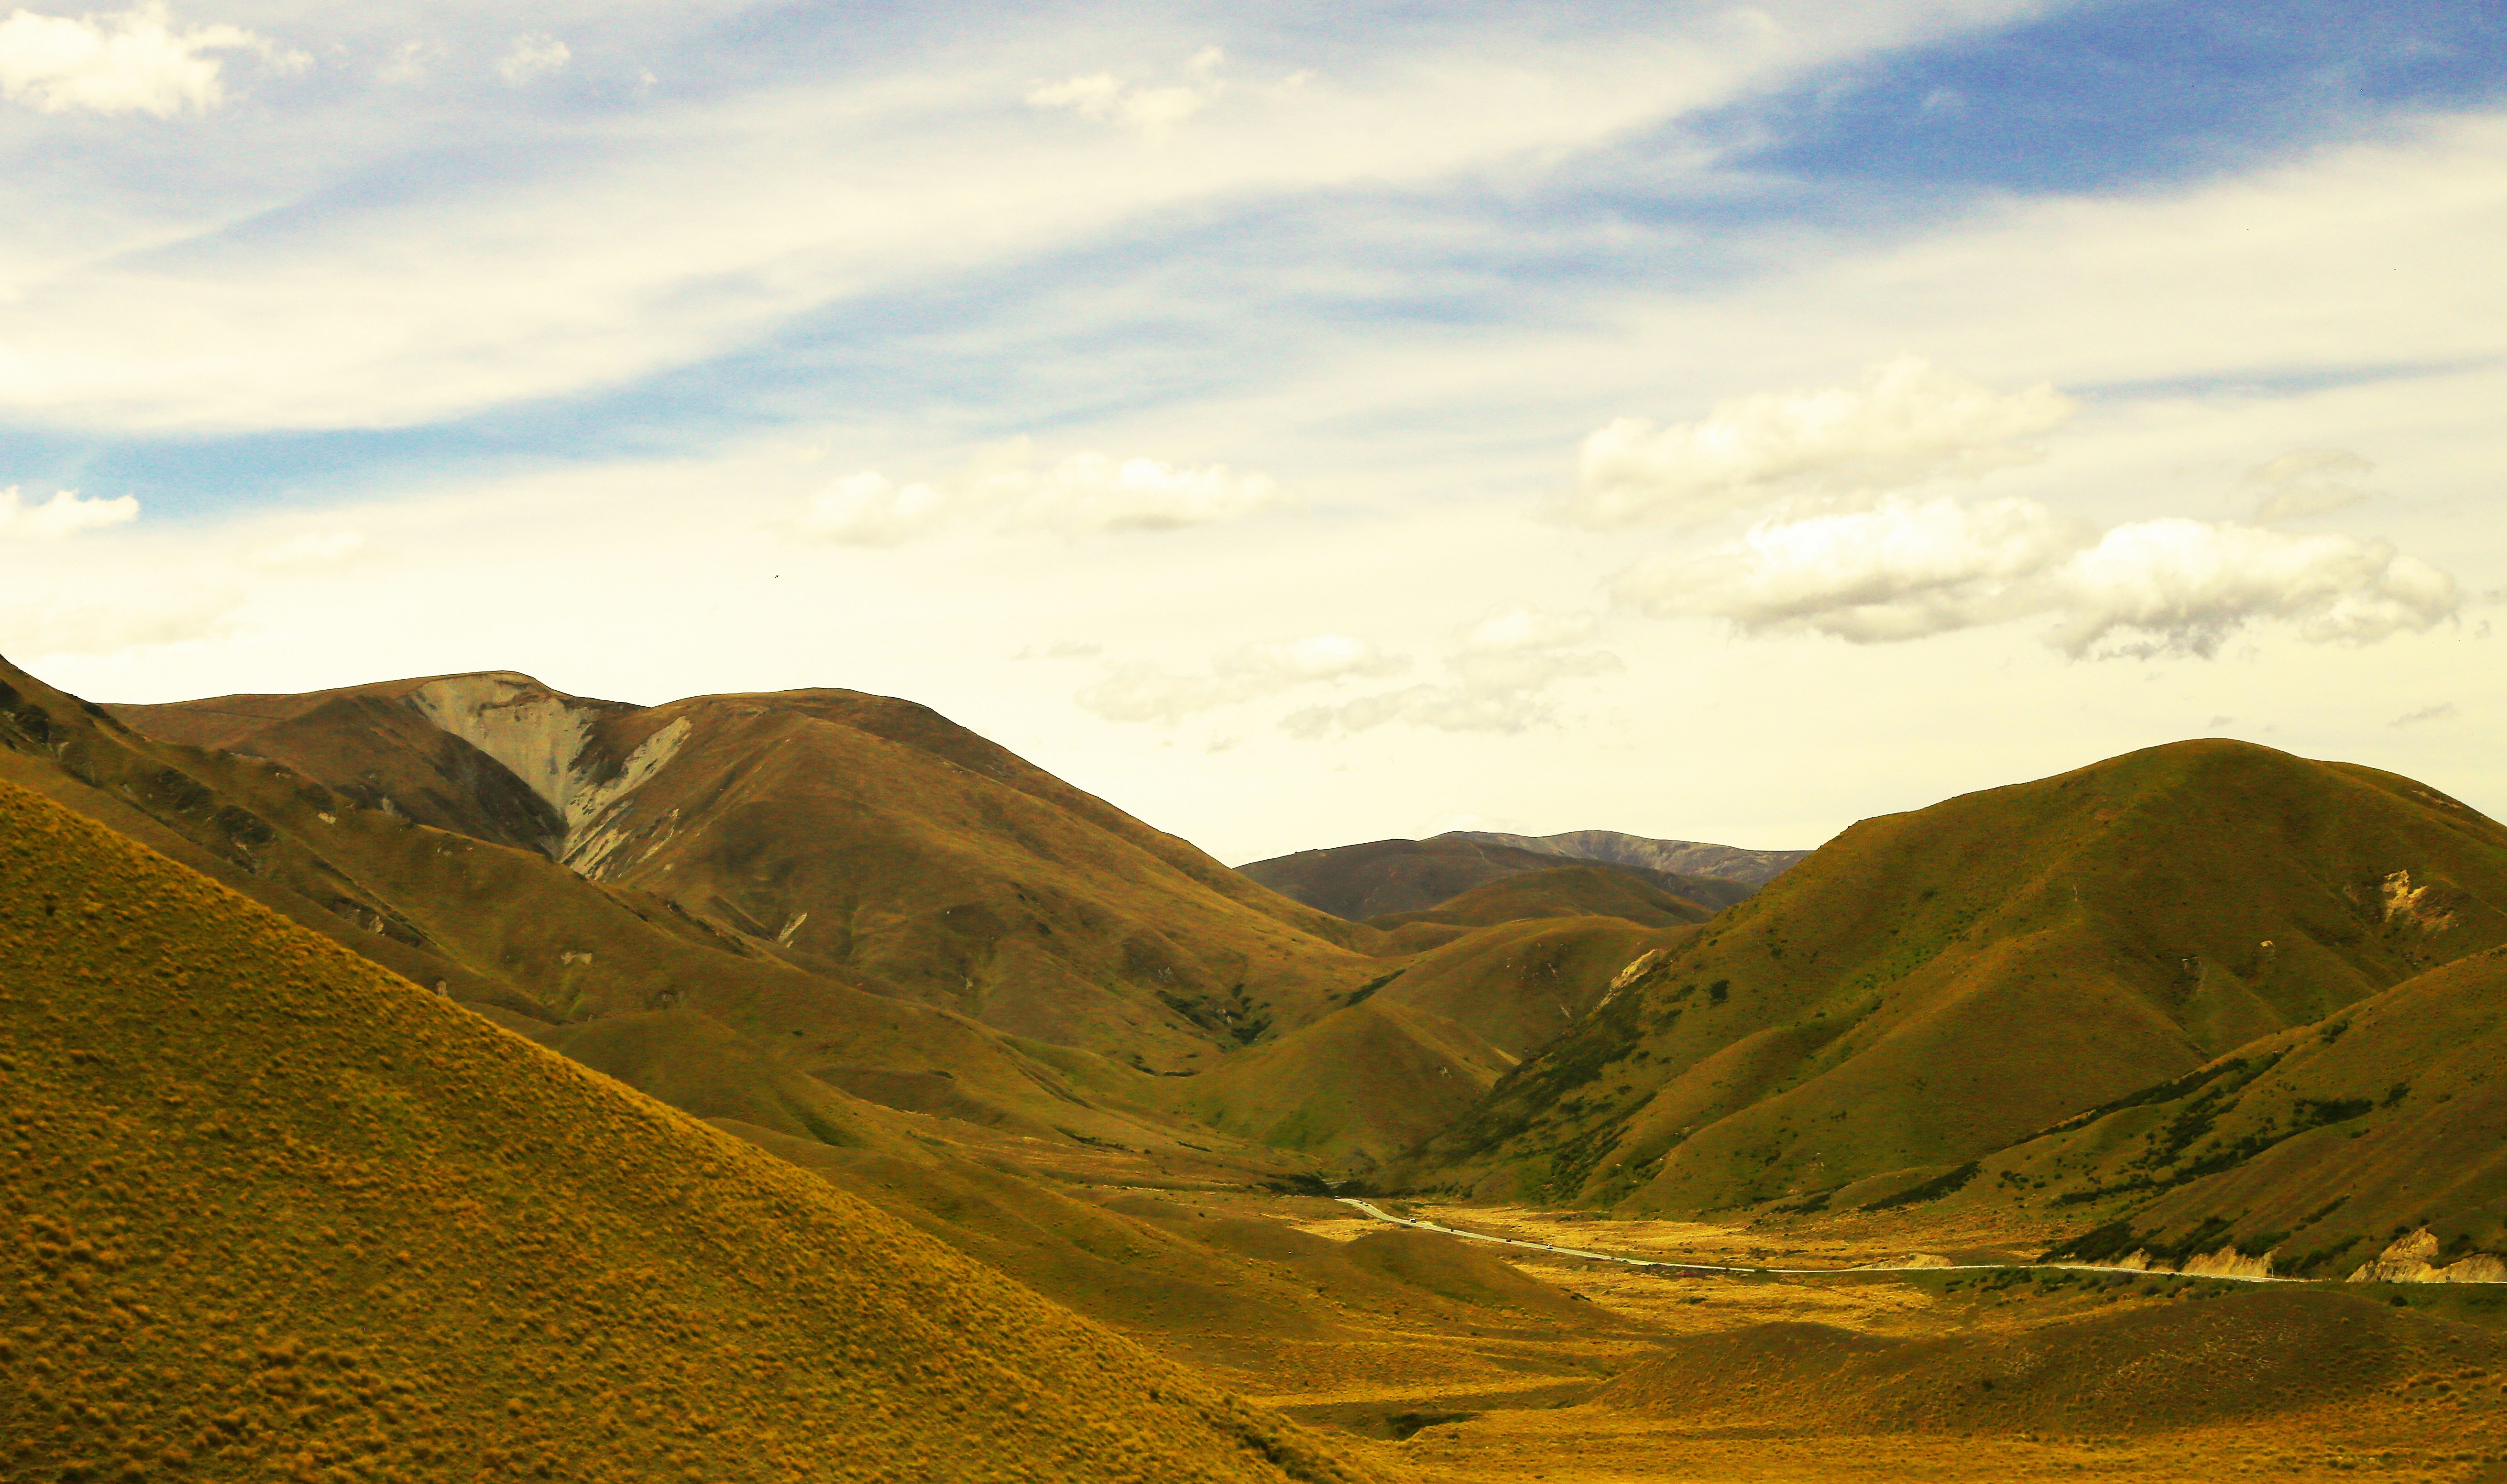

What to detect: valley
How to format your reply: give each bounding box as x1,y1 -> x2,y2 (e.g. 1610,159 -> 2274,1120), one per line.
6,656 -> 2506,1483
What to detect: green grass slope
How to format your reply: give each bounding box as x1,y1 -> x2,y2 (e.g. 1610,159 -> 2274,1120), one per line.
1939,944 -> 2507,1279
0,776 -> 1388,1484
1407,740 -> 2507,1214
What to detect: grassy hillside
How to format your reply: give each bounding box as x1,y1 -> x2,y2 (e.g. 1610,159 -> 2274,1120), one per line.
1598,1286 -> 2506,1435
1182,918 -> 1689,1166
109,671 -> 1379,1066
1407,740 -> 2507,1214
1238,835 -> 1738,922
1364,866 -> 1729,933
1924,944 -> 2507,1279
4,656 -> 1303,1162
0,777 -> 1389,1484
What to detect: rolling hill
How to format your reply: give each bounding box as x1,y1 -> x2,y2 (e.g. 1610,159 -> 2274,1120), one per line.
1921,941 -> 2507,1280
1404,739 -> 2507,1216
0,774 -> 1389,1484
0,655 -> 1278,1160
1238,834 -> 1752,922
109,671 -> 1377,1064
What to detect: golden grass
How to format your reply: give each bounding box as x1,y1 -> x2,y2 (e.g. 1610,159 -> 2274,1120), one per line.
0,778 -> 1391,1484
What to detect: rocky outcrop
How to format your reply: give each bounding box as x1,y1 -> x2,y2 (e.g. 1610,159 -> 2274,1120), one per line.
2348,1228 -> 2507,1284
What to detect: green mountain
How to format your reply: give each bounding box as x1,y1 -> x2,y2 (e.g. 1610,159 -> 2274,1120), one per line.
1406,740 -> 2507,1215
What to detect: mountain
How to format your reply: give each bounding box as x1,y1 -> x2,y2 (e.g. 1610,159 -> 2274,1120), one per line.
1930,942 -> 2507,1280
1,657 -> 1279,1160
1238,834 -> 1752,922
110,671 -> 1376,1064
1183,917 -> 1692,1166
1364,864 -> 1737,936
1442,828 -> 1811,888
1404,739 -> 2507,1215
0,774 -> 1387,1484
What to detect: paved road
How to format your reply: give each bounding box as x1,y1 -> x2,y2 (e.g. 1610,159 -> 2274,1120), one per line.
1334,1198 -> 2287,1283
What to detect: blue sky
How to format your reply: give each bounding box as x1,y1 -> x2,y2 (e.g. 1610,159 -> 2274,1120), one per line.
2,0 -> 2502,858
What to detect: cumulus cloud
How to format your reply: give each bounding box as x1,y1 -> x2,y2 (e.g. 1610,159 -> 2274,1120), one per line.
1027,46 -> 1224,136
798,449 -> 1287,545
1077,633 -> 1405,724
1615,494 -> 2459,658
1568,356 -> 2076,528
0,2 -> 297,115
495,33 -> 568,86
0,486 -> 137,539
2247,447 -> 2375,522
1284,608 -> 1621,737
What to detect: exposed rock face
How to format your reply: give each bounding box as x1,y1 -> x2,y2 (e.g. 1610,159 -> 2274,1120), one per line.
2179,1246 -> 2277,1281
1441,829 -> 1810,888
2349,1228 -> 2507,1284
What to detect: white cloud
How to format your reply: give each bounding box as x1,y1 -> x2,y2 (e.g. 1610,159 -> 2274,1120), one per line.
1567,356 -> 2076,528
0,583 -> 237,656
1284,607 -> 1621,737
1028,46 -> 1223,136
799,471 -> 950,546
0,486 -> 137,539
495,33 -> 568,86
798,450 -> 1286,545
1615,494 -> 2459,658
1077,633 -> 1405,723
0,2 -> 295,116
376,38 -> 433,86
2247,447 -> 2375,522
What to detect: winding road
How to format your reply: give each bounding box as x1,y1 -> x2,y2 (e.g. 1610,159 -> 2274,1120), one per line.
1335,1198 -> 2289,1283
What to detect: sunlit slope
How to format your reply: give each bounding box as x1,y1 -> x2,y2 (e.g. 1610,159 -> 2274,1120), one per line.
1410,740 -> 2507,1212
1181,918 -> 1689,1165
1443,829 -> 1810,889
0,779 -> 1387,1484
1944,945 -> 2507,1278
112,671 -> 1378,1063
5,657 -> 1266,1162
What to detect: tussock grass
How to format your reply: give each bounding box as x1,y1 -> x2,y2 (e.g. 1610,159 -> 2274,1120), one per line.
0,780 -> 1388,1484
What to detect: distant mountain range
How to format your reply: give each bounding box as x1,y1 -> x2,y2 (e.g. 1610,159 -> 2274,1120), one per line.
1439,829 -> 1811,889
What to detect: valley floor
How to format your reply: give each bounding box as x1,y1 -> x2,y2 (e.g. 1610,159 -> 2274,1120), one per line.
1057,1189 -> 2507,1484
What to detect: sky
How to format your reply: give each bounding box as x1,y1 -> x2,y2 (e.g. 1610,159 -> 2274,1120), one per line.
2,0 -> 2502,865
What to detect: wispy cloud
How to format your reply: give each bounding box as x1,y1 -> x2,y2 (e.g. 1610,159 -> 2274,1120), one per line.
495,33 -> 568,87
0,1 -> 301,116
1077,633 -> 1405,723
799,448 -> 1286,544
2246,447 -> 2375,522
1284,608 -> 1620,737
1566,356 -> 2075,529
1027,46 -> 1225,137
2389,702 -> 2458,728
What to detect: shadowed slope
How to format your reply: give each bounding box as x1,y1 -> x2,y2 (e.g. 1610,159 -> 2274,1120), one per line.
1956,944 -> 2507,1279
1410,740 -> 2507,1213
1238,835 -> 1739,922
1598,1288 -> 2506,1435
0,778 -> 1388,1484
